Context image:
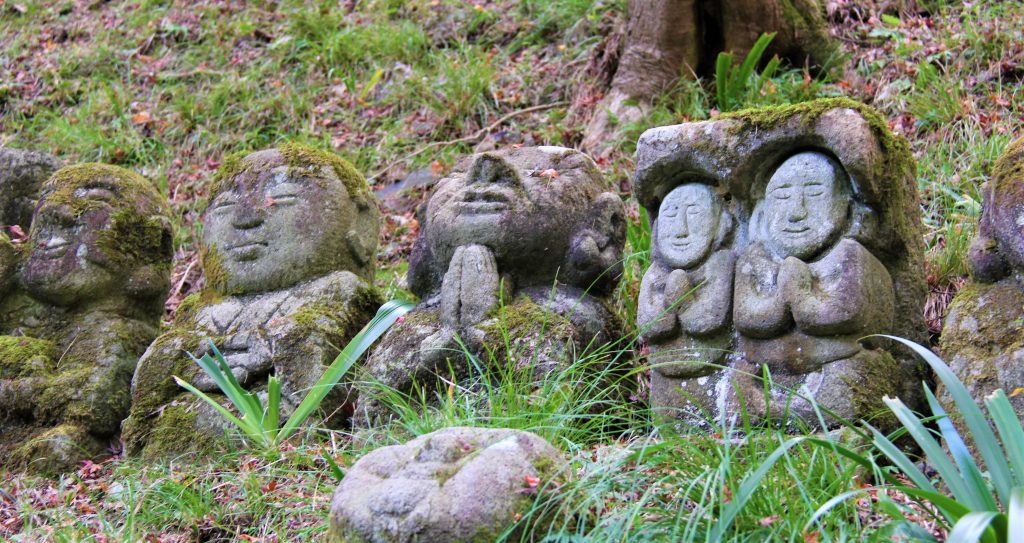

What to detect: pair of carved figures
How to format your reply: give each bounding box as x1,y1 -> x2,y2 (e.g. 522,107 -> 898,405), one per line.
0,149 -> 173,474
636,100 -> 929,428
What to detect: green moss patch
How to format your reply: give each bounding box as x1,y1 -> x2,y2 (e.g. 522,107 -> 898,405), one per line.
0,335 -> 57,378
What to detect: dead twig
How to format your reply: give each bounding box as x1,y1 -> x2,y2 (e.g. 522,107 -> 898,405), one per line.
369,101 -> 569,181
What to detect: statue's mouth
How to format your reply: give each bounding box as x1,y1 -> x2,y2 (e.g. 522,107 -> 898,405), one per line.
35,237 -> 70,259
671,239 -> 692,247
227,241 -> 268,261
458,188 -> 512,214
782,225 -> 810,234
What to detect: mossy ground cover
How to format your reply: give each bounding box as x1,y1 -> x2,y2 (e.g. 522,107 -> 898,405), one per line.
1,0 -> 1021,540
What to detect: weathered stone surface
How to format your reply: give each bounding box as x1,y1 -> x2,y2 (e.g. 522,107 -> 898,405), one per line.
634,98 -> 929,430
329,426 -> 567,543
357,147 -> 627,426
123,145 -> 382,460
0,147 -> 60,231
0,164 -> 172,474
940,135 -> 1024,416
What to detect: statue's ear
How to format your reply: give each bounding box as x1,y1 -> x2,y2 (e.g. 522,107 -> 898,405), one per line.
565,192 -> 626,295
968,234 -> 1009,284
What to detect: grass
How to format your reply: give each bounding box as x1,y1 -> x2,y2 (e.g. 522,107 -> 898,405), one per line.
2,0 -> 1023,540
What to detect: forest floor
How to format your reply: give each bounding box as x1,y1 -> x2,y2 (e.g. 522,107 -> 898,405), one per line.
1,0 -> 1022,541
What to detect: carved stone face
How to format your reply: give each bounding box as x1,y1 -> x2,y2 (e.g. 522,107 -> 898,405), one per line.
656,183 -> 721,269
204,150 -> 357,294
762,152 -> 850,260
22,165 -> 163,307
424,147 -> 601,277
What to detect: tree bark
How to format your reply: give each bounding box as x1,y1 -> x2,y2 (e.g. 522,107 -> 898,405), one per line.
581,0 -> 836,155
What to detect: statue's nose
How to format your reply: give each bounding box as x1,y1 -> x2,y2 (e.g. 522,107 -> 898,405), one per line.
231,203 -> 265,230
468,153 -> 520,186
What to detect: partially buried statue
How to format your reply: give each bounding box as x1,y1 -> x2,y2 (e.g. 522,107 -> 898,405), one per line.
0,164 -> 173,474
358,146 -> 626,425
634,98 -> 929,429
123,145 -> 381,460
941,135 -> 1024,416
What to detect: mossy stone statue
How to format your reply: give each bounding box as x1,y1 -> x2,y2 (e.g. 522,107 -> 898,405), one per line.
0,164 -> 172,474
0,147 -> 61,231
357,146 -> 627,426
940,136 -> 1024,416
634,98 -> 929,430
122,145 -> 382,461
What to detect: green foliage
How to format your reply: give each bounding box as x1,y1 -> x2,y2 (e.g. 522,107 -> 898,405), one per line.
806,336 -> 1024,542
175,300 -> 412,451
714,33 -> 781,113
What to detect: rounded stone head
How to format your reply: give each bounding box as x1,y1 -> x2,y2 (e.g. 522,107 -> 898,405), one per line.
759,151 -> 851,260
203,145 -> 379,295
21,164 -> 172,308
974,136 -> 1024,276
413,146 -> 624,294
656,183 -> 730,269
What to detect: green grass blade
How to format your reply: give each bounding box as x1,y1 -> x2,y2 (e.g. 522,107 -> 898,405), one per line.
191,347 -> 263,421
173,376 -> 263,443
1009,486 -> 1024,543
877,335 -> 1013,504
985,390 -> 1024,488
947,511 -> 999,543
736,32 -> 775,90
868,425 -> 939,496
884,395 -> 985,509
280,299 -> 413,440
924,386 -> 997,510
208,341 -> 265,419
715,52 -> 733,111
709,436 -> 804,540
186,350 -> 263,422
322,452 -> 345,482
265,376 -> 281,438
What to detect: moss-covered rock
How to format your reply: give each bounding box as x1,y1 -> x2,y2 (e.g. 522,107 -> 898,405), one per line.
328,427 -> 568,543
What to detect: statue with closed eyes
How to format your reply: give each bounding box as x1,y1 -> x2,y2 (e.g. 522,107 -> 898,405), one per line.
633,98 -> 929,430
356,146 -> 627,427
0,164 -> 172,474
122,145 -> 382,460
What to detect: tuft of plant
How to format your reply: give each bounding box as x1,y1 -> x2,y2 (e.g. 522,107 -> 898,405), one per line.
714,33 -> 781,113
808,336 -> 1024,542
174,299 -> 413,451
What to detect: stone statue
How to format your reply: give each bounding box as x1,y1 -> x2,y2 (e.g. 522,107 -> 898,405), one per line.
329,427 -> 567,543
638,183 -> 735,410
634,98 -> 928,429
0,147 -> 60,231
123,145 -> 382,460
0,164 -> 173,474
941,135 -> 1024,416
358,146 -> 626,425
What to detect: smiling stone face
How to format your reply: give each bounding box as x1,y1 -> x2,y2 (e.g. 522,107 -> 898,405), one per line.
656,183 -> 722,269
21,164 -> 170,307
424,148 -> 603,278
761,152 -> 851,260
203,148 -> 368,295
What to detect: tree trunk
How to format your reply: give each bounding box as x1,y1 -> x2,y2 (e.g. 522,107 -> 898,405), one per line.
581,0 -> 836,155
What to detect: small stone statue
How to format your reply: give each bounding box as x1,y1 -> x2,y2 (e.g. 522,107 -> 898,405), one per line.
638,183 -> 735,405
123,145 -> 381,460
358,147 -> 626,425
0,164 -> 173,474
941,135 -> 1024,416
329,426 -> 567,543
0,147 -> 61,231
634,98 -> 929,429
